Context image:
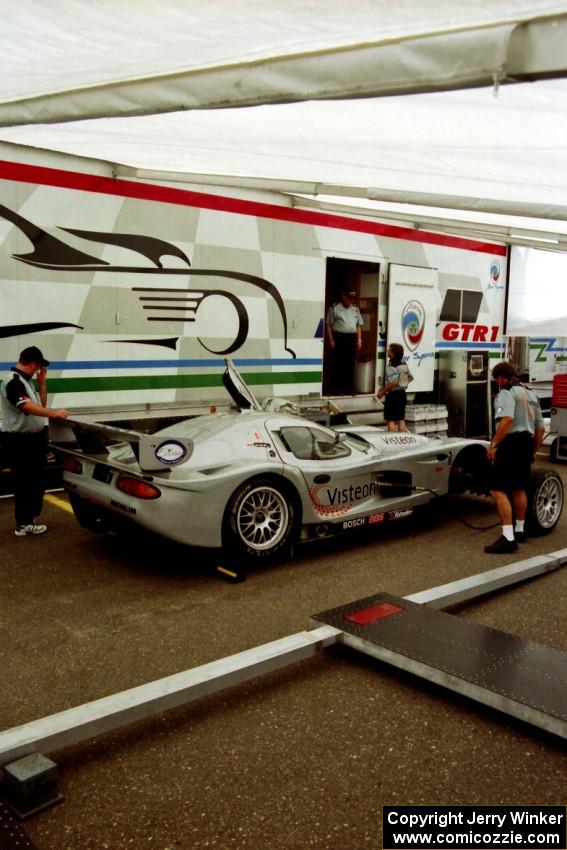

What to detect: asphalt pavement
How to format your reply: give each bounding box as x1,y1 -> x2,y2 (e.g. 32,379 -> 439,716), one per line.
0,448 -> 566,850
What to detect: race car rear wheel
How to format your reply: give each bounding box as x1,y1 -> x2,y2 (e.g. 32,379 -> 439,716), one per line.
525,468 -> 564,535
223,477 -> 297,560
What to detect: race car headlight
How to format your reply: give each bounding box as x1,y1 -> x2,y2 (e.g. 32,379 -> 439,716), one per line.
116,476 -> 161,500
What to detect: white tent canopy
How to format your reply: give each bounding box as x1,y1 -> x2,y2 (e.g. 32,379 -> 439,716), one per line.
3,81 -> 567,234
2,0 -> 567,125
1,1 -> 567,232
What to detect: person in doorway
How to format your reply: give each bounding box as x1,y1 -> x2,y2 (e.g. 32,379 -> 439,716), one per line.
0,346 -> 69,536
325,287 -> 363,395
484,361 -> 545,554
377,343 -> 413,432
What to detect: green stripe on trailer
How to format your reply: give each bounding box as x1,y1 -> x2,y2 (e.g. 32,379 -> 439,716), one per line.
45,370 -> 323,393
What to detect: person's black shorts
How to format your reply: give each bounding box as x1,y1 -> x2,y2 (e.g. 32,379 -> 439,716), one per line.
384,389 -> 406,422
491,431 -> 534,492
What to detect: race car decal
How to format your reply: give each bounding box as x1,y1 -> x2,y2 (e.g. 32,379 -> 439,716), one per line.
340,507 -> 413,532
110,499 -> 137,515
387,508 -> 413,520
378,434 -> 420,447
154,439 -> 188,465
309,475 -> 383,516
308,484 -> 350,517
326,480 -> 380,506
368,512 -> 386,525
341,517 -> 366,530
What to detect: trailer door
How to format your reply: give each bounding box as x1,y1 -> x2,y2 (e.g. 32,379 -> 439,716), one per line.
387,264 -> 439,393
323,257 -> 380,396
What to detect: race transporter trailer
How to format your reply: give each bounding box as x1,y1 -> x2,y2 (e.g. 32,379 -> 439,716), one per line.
0,141 -> 509,427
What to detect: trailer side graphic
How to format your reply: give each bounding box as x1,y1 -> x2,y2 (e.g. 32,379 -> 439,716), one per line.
0,152 -> 507,411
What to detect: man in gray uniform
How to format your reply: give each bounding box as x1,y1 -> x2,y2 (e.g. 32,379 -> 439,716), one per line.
325,287 -> 363,395
484,361 -> 545,554
1,346 -> 69,536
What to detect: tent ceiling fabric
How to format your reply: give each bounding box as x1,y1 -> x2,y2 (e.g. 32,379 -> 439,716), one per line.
1,1 -> 567,230
2,81 -> 567,228
1,0 -> 567,126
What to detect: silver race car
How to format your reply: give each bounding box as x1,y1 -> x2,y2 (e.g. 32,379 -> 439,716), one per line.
55,360 -> 564,561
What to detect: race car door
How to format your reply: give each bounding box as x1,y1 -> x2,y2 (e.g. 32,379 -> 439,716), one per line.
387,264 -> 439,393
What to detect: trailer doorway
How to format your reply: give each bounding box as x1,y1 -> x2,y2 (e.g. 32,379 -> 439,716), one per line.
323,258 -> 381,397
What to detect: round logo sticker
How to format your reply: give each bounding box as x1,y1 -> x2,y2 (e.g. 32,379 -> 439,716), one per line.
154,439 -> 188,465
401,300 -> 425,352
490,259 -> 501,282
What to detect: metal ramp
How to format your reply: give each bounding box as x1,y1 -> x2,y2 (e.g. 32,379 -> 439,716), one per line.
1,552 -> 566,818
311,592 -> 567,740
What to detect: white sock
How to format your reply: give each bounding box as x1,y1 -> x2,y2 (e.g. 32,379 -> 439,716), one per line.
515,520 -> 525,533
502,525 -> 515,541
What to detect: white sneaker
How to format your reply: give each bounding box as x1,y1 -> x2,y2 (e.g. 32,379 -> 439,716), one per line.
15,524 -> 47,536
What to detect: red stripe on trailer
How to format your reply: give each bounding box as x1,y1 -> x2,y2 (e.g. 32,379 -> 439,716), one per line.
0,159 -> 507,256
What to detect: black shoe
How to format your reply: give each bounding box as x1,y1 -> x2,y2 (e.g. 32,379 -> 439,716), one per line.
515,531 -> 527,543
484,535 -> 518,554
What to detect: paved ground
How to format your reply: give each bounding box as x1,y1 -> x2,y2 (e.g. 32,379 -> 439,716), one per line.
0,448 -> 566,850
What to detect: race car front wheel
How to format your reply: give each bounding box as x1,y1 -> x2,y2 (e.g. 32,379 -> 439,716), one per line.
223,477 -> 297,560
525,469 -> 564,535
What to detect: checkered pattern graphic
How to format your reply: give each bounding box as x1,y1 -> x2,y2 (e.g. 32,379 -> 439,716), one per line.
0,174 -> 507,409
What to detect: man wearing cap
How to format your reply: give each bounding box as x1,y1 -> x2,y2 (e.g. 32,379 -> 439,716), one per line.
1,346 -> 69,536
325,287 -> 363,394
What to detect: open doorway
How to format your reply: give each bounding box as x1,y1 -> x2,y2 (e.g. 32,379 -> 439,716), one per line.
323,257 -> 380,396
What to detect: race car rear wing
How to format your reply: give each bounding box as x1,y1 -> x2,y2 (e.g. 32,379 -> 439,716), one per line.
50,418 -> 193,473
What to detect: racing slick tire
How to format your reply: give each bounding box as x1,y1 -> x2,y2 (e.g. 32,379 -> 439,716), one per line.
525,468 -> 564,535
223,477 -> 298,561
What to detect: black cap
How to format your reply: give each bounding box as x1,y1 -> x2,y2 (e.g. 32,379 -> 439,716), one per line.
19,346 -> 50,367
340,286 -> 357,297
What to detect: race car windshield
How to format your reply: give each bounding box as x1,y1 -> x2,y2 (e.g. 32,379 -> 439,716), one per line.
278,426 -> 348,460
278,426 -> 371,461
340,431 -> 373,453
